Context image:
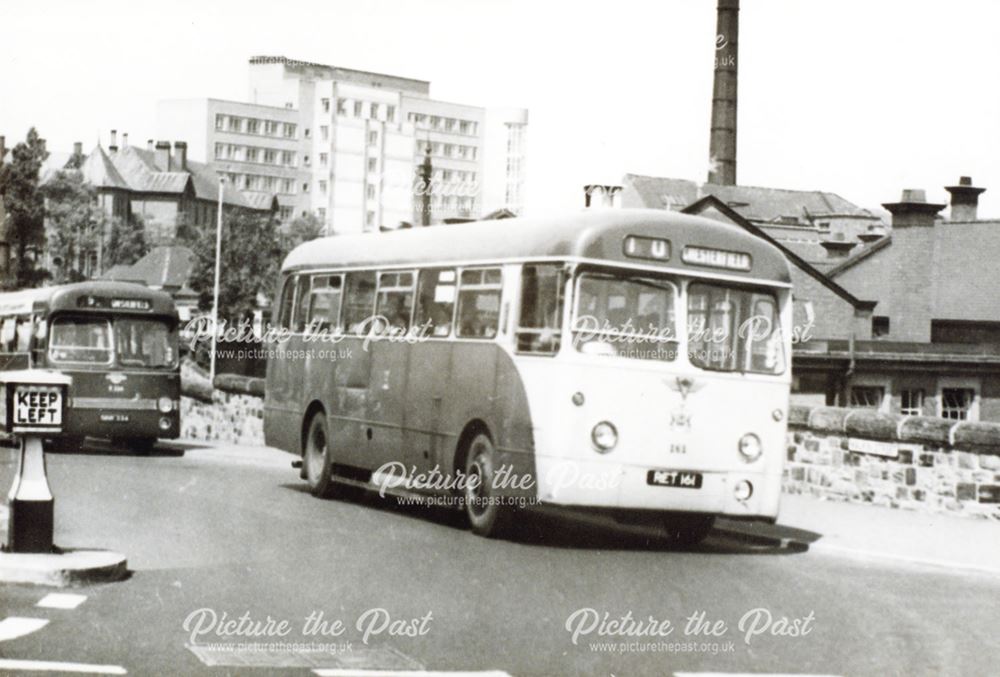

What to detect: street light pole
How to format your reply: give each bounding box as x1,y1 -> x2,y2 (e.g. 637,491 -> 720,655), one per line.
210,177 -> 224,382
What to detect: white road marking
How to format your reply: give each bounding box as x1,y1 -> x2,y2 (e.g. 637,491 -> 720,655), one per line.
37,592 -> 88,609
0,616 -> 49,641
0,659 -> 126,674
313,672 -> 512,677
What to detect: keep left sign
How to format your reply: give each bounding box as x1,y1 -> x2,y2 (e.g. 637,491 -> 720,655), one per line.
13,386 -> 63,426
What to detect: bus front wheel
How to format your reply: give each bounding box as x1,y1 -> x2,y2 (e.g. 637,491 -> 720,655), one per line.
463,432 -> 516,538
304,413 -> 339,499
662,514 -> 715,546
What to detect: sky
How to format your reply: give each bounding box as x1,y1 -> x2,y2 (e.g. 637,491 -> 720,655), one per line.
2,0 -> 999,217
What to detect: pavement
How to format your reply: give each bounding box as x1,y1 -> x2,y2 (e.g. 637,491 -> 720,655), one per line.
715,493 -> 1000,578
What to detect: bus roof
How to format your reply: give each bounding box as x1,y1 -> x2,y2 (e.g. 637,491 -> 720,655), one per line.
282,209 -> 792,284
0,281 -> 178,318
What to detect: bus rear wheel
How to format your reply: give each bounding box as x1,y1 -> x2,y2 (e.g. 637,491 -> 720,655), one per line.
463,432 -> 516,538
662,514 -> 716,546
304,413 -> 340,499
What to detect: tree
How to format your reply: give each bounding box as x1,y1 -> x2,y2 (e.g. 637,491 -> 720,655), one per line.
184,208 -> 283,323
104,213 -> 148,269
41,171 -> 107,282
281,212 -> 324,254
0,128 -> 49,289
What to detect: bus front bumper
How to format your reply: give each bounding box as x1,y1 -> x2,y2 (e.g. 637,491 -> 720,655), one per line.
60,406 -> 180,440
533,456 -> 781,520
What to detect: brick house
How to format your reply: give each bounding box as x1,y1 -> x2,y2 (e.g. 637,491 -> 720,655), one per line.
825,178 -> 1000,421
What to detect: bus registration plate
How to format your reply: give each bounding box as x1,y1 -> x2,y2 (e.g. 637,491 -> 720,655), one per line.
647,470 -> 702,489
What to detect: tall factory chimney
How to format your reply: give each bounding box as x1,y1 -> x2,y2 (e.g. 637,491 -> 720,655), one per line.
707,0 -> 739,185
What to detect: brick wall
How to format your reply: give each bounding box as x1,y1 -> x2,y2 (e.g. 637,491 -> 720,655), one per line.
785,405 -> 1000,519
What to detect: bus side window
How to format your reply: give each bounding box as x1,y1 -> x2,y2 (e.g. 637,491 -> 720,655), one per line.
0,317 -> 15,353
376,271 -> 415,332
293,275 -> 312,333
307,275 -> 343,332
414,268 -> 456,338
15,317 -> 33,352
516,263 -> 565,354
456,268 -> 502,339
343,271 -> 377,335
277,276 -> 297,330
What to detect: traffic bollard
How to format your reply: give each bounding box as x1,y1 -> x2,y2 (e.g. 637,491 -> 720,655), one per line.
1,370 -> 71,554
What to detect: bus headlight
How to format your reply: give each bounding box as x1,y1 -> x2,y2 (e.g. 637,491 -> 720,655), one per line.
738,433 -> 762,462
158,396 -> 174,413
159,416 -> 172,431
591,421 -> 618,453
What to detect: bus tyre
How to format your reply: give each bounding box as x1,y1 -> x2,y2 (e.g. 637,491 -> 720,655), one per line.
463,432 -> 516,538
304,413 -> 339,499
46,436 -> 83,454
663,514 -> 716,546
130,438 -> 157,455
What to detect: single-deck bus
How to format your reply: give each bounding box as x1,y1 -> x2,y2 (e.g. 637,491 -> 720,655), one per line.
0,281 -> 181,452
265,209 -> 792,541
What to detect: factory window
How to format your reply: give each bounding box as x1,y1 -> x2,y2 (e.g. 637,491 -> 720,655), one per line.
214,143 -> 224,159
386,105 -> 395,122
283,123 -> 296,138
245,147 -> 258,162
317,208 -> 326,220
247,119 -> 259,134
215,114 -> 225,130
319,180 -> 328,194
370,103 -> 380,119
319,153 -> 328,167
366,185 -> 375,199
430,116 -> 440,129
367,158 -> 377,172
265,121 -> 277,135
900,389 -> 924,417
228,116 -> 242,132
366,210 -> 375,227
279,206 -> 293,221
368,130 -> 378,146
940,386 -> 978,421
337,98 -> 347,115
354,101 -> 363,117
459,120 -> 469,134
282,179 -> 294,194
282,151 -> 296,166
320,125 -> 329,140
263,150 -> 276,164
302,183 -> 310,193
849,386 -> 884,410
321,98 -> 330,113
304,128 -> 311,139
872,316 -> 890,338
445,118 -> 455,131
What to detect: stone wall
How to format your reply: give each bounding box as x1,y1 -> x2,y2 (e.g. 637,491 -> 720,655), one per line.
181,393 -> 264,446
785,405 -> 1000,520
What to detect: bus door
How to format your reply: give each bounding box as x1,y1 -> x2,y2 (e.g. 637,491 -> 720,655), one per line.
365,271 -> 415,472
264,275 -> 302,453
404,268 -> 458,476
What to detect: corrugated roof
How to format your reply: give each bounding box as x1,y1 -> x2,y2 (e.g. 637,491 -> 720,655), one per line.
624,174 -> 879,225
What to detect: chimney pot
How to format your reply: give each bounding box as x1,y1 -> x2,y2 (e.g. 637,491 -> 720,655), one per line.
110,129 -> 117,146
147,139 -> 154,151
122,132 -> 128,147
945,176 -> 986,222
882,188 -> 946,228
73,141 -> 82,156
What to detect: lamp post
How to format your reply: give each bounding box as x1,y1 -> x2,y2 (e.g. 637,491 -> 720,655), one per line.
210,177 -> 224,382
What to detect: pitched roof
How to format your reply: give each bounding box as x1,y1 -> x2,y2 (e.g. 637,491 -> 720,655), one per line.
681,194 -> 876,310
623,174 -> 880,225
78,145 -> 129,190
826,236 -> 892,277
102,245 -> 194,290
